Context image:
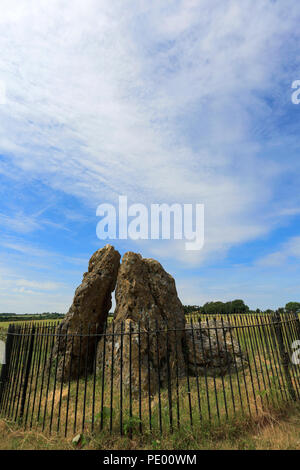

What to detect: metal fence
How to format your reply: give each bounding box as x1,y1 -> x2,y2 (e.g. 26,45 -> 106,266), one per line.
0,312 -> 300,437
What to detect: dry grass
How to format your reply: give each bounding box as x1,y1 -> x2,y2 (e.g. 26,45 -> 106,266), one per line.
0,403 -> 300,450
2,335 -> 297,440
252,411 -> 300,450
1,313 -> 299,450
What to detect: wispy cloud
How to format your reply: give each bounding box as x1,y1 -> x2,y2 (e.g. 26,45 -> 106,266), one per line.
278,208 -> 300,217
0,1 -> 300,311
14,279 -> 61,291
256,236 -> 300,267
0,1 -> 299,264
0,240 -> 88,266
0,213 -> 41,234
0,277 -> 62,292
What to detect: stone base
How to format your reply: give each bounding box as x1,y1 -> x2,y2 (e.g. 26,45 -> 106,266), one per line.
185,320 -> 248,377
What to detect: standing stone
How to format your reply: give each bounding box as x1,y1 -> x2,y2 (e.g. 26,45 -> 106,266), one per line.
185,319 -> 248,376
97,252 -> 186,394
54,244 -> 121,380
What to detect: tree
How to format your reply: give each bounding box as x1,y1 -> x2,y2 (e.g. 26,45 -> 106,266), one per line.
183,305 -> 201,315
230,299 -> 249,313
199,299 -> 250,315
285,302 -> 300,313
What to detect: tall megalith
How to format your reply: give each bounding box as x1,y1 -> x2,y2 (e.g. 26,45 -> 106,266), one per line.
97,252 -> 187,394
54,244 -> 120,380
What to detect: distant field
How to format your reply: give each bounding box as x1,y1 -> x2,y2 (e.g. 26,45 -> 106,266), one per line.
0,318 -> 61,329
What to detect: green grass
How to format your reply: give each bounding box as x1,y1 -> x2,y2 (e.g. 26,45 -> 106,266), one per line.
1,312 -> 299,446
1,355 -> 296,439
0,319 -> 61,329
1,402 -> 300,449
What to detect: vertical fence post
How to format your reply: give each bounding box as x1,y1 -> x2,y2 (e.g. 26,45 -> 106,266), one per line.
293,311 -> 300,339
0,324 -> 15,409
19,326 -> 35,419
273,312 -> 297,401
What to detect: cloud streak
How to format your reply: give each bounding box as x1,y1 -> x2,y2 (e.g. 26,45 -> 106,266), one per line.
0,1 -> 300,310
257,236 -> 300,267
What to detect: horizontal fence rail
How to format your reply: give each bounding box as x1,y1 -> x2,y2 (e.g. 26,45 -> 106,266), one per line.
0,312 -> 299,437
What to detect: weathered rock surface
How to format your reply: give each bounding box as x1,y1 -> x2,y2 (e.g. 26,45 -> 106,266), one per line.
185,320 -> 248,376
96,252 -> 187,394
52,244 -> 247,387
54,244 -> 121,380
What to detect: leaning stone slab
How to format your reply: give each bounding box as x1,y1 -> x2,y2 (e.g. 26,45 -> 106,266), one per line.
53,244 -> 120,380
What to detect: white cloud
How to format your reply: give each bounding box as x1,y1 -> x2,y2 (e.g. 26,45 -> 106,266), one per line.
278,208 -> 300,217
0,289 -> 70,313
0,1 -> 299,266
0,1 -> 300,311
0,240 -> 87,266
14,279 -> 61,290
256,236 -> 300,267
0,238 -> 90,313
176,263 -> 300,311
0,274 -> 69,313
0,213 -> 41,234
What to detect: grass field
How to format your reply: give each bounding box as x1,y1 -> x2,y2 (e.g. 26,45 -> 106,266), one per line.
1,320 -> 299,439
0,402 -> 299,450
1,312 -> 299,450
0,319 -> 61,330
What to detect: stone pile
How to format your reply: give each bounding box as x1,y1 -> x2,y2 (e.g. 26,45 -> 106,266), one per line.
185,319 -> 247,377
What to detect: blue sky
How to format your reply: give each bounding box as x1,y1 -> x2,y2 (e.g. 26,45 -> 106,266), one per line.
1,0 -> 300,313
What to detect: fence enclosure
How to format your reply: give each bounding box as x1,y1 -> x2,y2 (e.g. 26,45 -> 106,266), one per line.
0,312 -> 300,437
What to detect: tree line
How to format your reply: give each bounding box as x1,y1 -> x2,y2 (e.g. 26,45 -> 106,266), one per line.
0,312 -> 65,322
183,300 -> 300,315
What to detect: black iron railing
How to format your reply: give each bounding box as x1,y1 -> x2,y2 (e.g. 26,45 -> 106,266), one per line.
0,312 -> 299,437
